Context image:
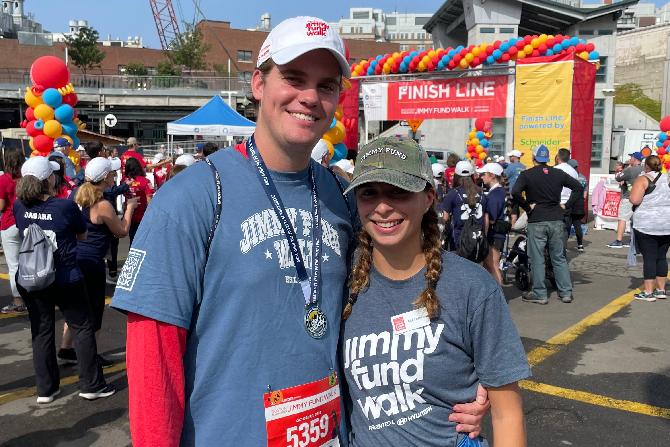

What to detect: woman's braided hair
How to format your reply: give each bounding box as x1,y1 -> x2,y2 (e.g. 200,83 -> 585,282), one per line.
343,204 -> 443,320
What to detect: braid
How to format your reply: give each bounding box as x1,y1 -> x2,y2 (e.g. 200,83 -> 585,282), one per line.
343,230 -> 373,320
414,207 -> 443,319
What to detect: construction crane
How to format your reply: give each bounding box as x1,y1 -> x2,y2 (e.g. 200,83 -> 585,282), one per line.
149,0 -> 181,50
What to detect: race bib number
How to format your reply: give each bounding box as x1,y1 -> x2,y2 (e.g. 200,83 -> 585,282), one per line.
264,373 -> 341,447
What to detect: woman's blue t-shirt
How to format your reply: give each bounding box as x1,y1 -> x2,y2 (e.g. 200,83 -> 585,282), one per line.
14,197 -> 86,284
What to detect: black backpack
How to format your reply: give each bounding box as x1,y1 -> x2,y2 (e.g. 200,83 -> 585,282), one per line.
457,194 -> 489,263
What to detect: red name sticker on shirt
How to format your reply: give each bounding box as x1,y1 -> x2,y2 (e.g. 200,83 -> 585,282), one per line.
264,374 -> 341,447
392,316 -> 406,332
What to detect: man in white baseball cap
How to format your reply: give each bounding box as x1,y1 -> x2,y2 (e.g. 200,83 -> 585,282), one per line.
504,149 -> 526,190
21,156 -> 61,181
112,15 -> 488,447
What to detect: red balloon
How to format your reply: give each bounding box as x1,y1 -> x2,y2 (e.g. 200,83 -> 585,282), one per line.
586,43 -> 595,52
508,46 -> 518,55
30,56 -> 70,89
25,120 -> 43,137
659,146 -> 668,155
662,117 -> 670,132
474,118 -> 486,131
494,40 -> 502,49
453,54 -> 462,63
447,60 -> 456,70
25,107 -> 35,121
566,47 -> 575,53
538,44 -> 547,53
531,50 -> 540,57
575,43 -> 586,52
471,57 -> 481,67
501,53 -> 511,62
516,40 -> 526,49
524,35 -> 533,44
546,38 -> 555,47
33,134 -> 53,152
62,92 -> 78,107
486,46 -> 494,55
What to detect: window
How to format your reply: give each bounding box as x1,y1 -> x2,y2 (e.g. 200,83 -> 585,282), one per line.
597,29 -> 613,35
499,27 -> 515,33
238,71 -> 252,82
591,99 -> 604,168
596,56 -> 607,83
480,27 -> 495,33
415,17 -> 429,26
386,17 -> 396,26
579,29 -> 594,36
488,118 -> 507,157
237,50 -> 252,62
352,11 -> 370,19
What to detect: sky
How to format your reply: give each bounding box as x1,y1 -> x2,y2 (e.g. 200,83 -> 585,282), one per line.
28,0 -> 447,49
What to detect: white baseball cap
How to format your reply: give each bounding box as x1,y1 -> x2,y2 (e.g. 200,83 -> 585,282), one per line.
431,163 -> 446,178
85,157 -> 121,183
175,154 -> 197,167
257,16 -> 350,78
476,162 -> 504,176
334,158 -> 355,174
21,156 -> 61,181
311,139 -> 330,163
455,160 -> 474,176
507,150 -> 523,158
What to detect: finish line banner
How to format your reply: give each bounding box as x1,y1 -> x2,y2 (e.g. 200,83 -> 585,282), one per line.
362,76 -> 508,121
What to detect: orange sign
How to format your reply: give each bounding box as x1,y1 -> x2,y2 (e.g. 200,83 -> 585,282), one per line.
407,119 -> 424,132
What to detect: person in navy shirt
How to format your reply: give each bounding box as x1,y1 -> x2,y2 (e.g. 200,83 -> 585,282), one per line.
478,162 -> 508,285
13,156 -> 115,404
442,160 -> 488,252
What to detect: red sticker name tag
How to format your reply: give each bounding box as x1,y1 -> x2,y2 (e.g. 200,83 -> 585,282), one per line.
391,308 -> 430,335
264,373 -> 341,447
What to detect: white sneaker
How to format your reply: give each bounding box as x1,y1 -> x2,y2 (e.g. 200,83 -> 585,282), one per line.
36,389 -> 61,404
79,385 -> 116,400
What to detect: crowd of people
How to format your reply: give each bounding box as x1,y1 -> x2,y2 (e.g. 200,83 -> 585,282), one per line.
1,12 -> 667,447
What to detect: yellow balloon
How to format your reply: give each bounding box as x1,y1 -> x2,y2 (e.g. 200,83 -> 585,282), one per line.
43,120 -> 62,138
465,152 -> 472,160
478,152 -> 487,160
479,43 -> 487,52
471,138 -> 480,146
34,103 -> 54,121
428,50 -> 436,58
469,131 -> 476,139
475,145 -> 484,154
323,121 -> 345,145
29,138 -> 36,152
539,34 -> 548,43
69,151 -> 81,172
664,153 -> 670,163
524,45 -> 533,54
418,61 -> 426,70
459,59 -> 469,69
531,38 -> 540,48
472,47 -> 481,57
465,53 -> 474,63
25,88 -> 43,108
323,139 -> 334,158
579,51 -> 589,60
517,52 -> 526,60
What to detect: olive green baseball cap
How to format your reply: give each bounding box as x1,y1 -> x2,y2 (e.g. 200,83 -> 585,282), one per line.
343,137 -> 433,194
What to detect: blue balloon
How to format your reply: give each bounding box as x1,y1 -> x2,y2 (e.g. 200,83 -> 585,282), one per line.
71,136 -> 80,150
493,49 -> 503,60
659,132 -> 668,142
546,49 -> 554,56
42,88 -> 62,108
476,131 -> 485,139
500,42 -> 510,52
656,140 -> 664,148
376,55 -> 383,60
561,40 -> 571,49
367,67 -> 375,76
403,56 -> 411,63
553,44 -> 562,53
448,49 -> 456,57
571,37 -> 580,46
486,55 -> 495,65
481,139 -> 490,148
588,51 -> 600,61
437,61 -> 444,70
330,118 -> 337,129
411,51 -> 419,57
332,143 -> 348,163
54,104 -> 74,123
61,122 -> 77,136
34,119 -> 44,130
399,64 -> 408,73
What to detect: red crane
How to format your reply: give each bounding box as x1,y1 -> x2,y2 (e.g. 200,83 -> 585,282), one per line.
149,0 -> 181,50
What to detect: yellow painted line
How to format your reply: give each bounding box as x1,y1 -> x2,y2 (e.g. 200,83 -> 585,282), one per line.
526,289 -> 636,367
0,273 -> 8,280
0,362 -> 126,406
0,297 -> 112,320
520,380 -> 670,420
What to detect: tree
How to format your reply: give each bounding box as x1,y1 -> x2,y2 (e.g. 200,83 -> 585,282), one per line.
614,83 -> 662,121
65,27 -> 105,76
125,62 -> 149,76
156,60 -> 181,76
167,24 -> 210,71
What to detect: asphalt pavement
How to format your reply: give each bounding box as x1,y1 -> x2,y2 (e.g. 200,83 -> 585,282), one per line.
0,227 -> 668,446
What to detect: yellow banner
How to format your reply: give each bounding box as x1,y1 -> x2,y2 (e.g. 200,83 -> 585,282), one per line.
513,60 -> 573,167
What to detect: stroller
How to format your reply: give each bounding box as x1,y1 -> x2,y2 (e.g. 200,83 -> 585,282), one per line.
499,224 -> 556,292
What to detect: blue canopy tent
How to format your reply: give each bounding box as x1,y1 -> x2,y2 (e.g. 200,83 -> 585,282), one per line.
166,95 -> 255,150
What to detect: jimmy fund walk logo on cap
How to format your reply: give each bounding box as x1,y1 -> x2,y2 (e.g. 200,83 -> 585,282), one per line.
360,145 -> 408,162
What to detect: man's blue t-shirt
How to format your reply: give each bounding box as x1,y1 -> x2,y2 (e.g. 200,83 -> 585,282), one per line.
112,148 -> 355,446
485,185 -> 507,240
50,150 -> 82,182
13,197 -> 86,284
441,187 -> 487,248
342,251 -> 531,446
504,161 -> 526,190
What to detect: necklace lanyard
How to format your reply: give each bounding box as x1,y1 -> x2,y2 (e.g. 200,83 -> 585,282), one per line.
246,136 -> 322,308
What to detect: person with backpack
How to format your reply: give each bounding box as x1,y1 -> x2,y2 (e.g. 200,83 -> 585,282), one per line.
111,17 -> 489,446
478,162 -> 509,284
13,156 -> 115,404
341,137 -> 530,447
0,147 -> 26,313
511,145 -> 583,305
442,160 -> 489,262
57,157 -> 138,367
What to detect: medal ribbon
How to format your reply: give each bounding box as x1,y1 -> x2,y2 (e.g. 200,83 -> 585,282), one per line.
246,136 -> 322,308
